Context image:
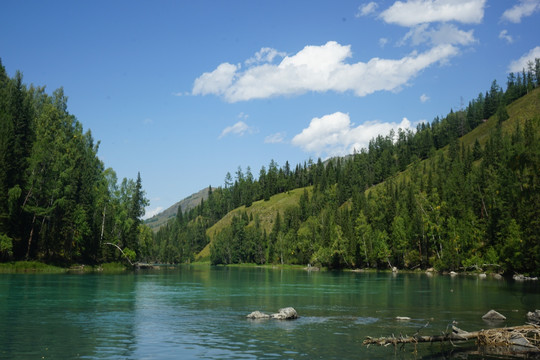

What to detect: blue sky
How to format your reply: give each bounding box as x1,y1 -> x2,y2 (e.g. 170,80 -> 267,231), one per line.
2,0 -> 539,219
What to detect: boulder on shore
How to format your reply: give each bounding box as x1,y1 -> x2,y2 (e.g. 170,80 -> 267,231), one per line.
247,307 -> 298,320
482,309 -> 506,321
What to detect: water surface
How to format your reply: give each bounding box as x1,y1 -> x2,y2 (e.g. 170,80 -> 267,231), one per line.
0,266 -> 538,359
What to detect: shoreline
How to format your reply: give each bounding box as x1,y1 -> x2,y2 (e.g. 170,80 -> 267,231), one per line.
1,260 -> 536,280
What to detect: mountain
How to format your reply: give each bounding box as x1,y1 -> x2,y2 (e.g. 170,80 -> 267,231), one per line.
144,187 -> 211,231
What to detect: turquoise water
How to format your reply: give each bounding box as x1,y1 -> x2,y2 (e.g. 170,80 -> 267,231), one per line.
0,266 -> 538,359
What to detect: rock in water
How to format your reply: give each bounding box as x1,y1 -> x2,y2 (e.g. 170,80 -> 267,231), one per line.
247,307 -> 298,320
246,311 -> 270,319
527,310 -> 540,324
395,316 -> 411,321
271,307 -> 298,320
482,310 -> 506,321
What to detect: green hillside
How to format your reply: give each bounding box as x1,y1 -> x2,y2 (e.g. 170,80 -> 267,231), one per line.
149,70 -> 540,275
368,87 -> 540,195
197,187 -> 311,260
197,88 -> 540,264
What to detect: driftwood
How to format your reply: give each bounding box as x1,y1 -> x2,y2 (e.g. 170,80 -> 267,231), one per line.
363,324 -> 540,354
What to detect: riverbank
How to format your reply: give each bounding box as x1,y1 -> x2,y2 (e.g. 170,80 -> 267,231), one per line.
0,261 -> 128,273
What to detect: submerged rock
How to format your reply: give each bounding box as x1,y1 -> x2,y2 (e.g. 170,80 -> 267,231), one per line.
527,310 -> 540,324
482,310 -> 506,321
247,307 -> 298,320
246,311 -> 270,319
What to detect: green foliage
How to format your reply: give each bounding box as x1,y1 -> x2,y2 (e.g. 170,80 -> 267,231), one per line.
0,59 -> 149,265
0,233 -> 13,258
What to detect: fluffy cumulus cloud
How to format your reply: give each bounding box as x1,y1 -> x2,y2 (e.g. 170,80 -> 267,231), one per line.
379,0 -> 486,27
508,46 -> 540,73
219,121 -> 254,138
356,2 -> 379,17
193,63 -> 238,97
420,93 -> 430,102
291,112 -> 412,157
192,41 -> 458,102
501,0 -> 540,23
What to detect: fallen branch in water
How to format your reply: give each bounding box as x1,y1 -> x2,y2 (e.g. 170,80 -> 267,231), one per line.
363,324 -> 540,354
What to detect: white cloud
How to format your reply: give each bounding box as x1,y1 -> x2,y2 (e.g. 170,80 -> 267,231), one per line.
356,2 -> 379,17
379,38 -> 389,48
219,121 -> 255,138
501,0 -> 540,23
265,132 -> 286,144
143,206 -> 163,220
291,112 -> 412,157
192,62 -> 238,96
245,47 -> 287,65
508,46 -> 540,73
498,30 -> 514,44
380,0 -> 486,27
401,23 -> 476,46
192,41 -> 458,102
420,93 -> 430,102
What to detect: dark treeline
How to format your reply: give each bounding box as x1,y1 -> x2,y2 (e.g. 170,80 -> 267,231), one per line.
154,59 -> 540,275
0,60 -> 150,265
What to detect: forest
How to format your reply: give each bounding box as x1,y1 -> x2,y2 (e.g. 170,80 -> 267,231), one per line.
1,57 -> 539,275
0,59 -> 150,265
152,58 -> 540,276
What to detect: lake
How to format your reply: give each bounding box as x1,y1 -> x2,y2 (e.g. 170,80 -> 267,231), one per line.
0,266 -> 538,359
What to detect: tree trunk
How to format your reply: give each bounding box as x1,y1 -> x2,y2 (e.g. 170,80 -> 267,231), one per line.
25,214 -> 36,260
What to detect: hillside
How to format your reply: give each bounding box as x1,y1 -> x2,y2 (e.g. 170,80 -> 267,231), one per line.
145,187 -> 211,231
196,187 -> 311,260
367,86 -> 540,195
195,87 -> 540,268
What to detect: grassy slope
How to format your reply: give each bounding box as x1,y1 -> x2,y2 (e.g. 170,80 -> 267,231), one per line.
196,88 -> 540,261
196,187 -> 311,260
